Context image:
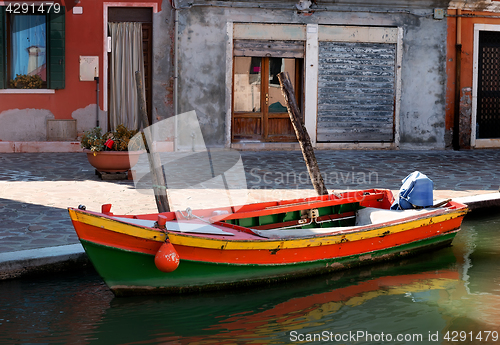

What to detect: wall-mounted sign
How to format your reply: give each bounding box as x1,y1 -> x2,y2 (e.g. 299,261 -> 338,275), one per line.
79,56 -> 99,81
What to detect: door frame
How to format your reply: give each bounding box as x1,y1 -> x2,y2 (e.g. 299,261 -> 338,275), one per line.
316,25 -> 402,147
102,2 -> 158,129
225,22 -> 310,148
472,23 -> 500,148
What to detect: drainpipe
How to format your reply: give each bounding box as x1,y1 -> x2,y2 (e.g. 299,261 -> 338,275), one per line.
173,0 -> 179,151
95,75 -> 100,128
453,8 -> 462,150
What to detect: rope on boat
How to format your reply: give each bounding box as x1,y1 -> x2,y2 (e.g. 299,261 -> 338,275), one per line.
177,207 -> 212,225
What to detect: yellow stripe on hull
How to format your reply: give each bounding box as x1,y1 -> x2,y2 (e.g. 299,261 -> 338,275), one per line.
69,207 -> 467,251
69,209 -> 167,242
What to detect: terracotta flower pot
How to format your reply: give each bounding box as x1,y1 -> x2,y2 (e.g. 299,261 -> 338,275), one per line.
84,149 -> 145,173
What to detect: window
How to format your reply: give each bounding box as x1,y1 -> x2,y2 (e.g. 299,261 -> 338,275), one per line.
9,14 -> 47,85
0,5 -> 65,89
231,38 -> 304,142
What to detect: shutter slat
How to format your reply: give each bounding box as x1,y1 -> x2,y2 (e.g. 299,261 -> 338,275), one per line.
48,7 -> 65,89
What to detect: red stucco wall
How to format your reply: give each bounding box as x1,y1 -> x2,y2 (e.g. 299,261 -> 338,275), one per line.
0,0 -> 161,120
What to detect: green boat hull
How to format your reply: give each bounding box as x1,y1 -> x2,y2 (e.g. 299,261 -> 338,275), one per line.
80,230 -> 459,296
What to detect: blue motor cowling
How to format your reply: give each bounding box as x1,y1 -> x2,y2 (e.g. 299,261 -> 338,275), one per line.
391,171 -> 433,210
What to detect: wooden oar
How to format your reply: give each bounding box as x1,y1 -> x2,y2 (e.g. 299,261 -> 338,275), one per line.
278,71 -> 329,196
432,199 -> 452,208
135,71 -> 171,213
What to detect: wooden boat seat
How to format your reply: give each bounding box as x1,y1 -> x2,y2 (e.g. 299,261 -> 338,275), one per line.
112,217 -> 234,236
354,207 -> 433,226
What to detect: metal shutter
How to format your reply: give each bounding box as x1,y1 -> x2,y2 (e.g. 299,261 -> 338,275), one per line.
317,41 -> 396,142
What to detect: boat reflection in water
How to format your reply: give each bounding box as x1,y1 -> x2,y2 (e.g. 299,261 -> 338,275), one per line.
2,214 -> 500,345
89,247 -> 466,345
86,214 -> 500,344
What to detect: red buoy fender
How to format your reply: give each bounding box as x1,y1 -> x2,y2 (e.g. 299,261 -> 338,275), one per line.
154,240 -> 180,273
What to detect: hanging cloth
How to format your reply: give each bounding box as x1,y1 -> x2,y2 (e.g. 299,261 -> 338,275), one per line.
390,171 -> 434,210
108,22 -> 145,131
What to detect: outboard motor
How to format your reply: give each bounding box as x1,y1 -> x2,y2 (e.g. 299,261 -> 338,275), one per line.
391,171 -> 433,210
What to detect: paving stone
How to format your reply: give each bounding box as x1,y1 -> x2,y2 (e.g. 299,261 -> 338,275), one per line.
27,225 -> 46,231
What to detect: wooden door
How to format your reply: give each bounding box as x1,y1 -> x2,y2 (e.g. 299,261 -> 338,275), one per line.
232,57 -> 303,142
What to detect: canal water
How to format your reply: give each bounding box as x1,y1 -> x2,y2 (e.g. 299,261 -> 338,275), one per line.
1,212 -> 499,345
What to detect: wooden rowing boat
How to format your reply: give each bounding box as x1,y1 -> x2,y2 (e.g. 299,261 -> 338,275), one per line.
68,188 -> 467,296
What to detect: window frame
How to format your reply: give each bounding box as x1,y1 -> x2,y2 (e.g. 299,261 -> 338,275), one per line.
0,3 -> 65,90
6,10 -> 49,88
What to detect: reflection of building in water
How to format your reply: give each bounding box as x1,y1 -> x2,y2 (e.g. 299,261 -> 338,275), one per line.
27,45 -> 46,80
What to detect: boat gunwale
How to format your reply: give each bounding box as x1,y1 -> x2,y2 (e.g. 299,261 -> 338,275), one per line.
167,208 -> 467,250
68,201 -> 468,249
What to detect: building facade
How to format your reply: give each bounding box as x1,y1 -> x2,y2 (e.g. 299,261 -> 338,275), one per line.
1,0 -> 499,152
175,0 -> 451,150
0,0 -> 171,152
447,0 -> 500,149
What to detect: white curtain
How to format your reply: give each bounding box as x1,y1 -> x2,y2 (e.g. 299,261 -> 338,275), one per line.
108,22 -> 145,131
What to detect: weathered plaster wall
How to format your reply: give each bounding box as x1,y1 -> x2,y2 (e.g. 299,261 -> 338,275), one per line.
0,103 -> 106,142
0,109 -> 54,141
177,7 -> 229,147
176,2 -> 449,148
71,104 -> 108,134
153,1 -> 175,126
398,12 -> 448,149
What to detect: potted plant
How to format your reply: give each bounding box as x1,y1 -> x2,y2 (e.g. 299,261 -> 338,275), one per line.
80,124 -> 145,173
10,74 -> 43,89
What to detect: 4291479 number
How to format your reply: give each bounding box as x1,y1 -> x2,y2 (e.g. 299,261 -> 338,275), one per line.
6,2 -> 61,14
444,331 -> 498,342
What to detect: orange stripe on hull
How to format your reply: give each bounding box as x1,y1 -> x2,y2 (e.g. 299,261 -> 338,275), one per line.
173,217 -> 463,264
71,220 -> 162,255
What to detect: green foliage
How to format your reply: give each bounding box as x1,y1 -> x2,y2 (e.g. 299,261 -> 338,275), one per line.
81,124 -> 144,153
10,74 -> 43,89
80,127 -> 105,153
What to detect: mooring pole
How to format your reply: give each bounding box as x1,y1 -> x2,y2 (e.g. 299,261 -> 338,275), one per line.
278,71 -> 329,196
135,71 -> 171,212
